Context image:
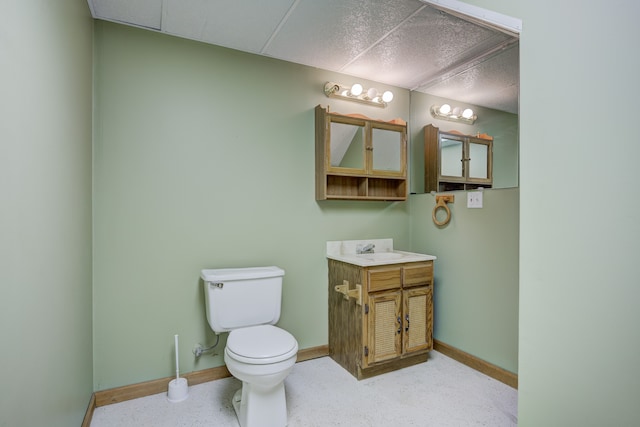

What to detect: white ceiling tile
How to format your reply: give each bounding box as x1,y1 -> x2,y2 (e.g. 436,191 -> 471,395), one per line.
161,0 -> 296,53
90,0 -> 163,29
343,6 -> 513,90
88,0 -> 519,113
264,0 -> 425,71
423,45 -> 519,113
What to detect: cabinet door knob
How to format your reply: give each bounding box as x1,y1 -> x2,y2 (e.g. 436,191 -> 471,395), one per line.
405,314 -> 410,332
397,316 -> 402,334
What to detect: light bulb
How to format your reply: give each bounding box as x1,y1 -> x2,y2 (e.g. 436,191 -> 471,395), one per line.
462,108 -> 474,119
451,107 -> 462,118
350,83 -> 363,96
382,91 -> 393,103
439,104 -> 451,115
367,87 -> 378,99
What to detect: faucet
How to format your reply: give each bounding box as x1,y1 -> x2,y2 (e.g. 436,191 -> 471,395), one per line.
357,243 -> 375,254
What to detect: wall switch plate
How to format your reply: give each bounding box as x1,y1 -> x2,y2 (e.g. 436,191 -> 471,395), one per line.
467,191 -> 483,208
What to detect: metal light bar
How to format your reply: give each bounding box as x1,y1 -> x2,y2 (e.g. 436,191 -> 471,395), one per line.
324,82 -> 393,108
430,104 -> 477,124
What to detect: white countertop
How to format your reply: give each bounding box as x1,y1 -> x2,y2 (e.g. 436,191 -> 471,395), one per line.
327,239 -> 436,267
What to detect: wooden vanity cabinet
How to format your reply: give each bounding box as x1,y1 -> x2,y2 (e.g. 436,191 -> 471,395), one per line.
328,260 -> 433,379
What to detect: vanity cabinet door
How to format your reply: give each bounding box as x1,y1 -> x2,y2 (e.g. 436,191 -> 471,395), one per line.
367,291 -> 402,364
403,286 -> 433,354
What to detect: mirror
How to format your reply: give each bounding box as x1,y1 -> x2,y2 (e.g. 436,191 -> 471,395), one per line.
372,128 -> 402,172
469,141 -> 489,179
330,122 -> 365,169
409,91 -> 519,193
440,137 -> 463,177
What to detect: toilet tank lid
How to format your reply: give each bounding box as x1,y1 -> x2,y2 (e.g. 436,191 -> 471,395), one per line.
201,266 -> 284,282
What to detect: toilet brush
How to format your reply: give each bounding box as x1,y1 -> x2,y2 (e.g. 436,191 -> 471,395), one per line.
167,334 -> 189,402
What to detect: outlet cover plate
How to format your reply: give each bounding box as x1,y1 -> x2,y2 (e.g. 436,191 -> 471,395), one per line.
467,191 -> 483,208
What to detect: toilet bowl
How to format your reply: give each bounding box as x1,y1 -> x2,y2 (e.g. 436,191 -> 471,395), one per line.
225,325 -> 298,427
201,267 -> 299,427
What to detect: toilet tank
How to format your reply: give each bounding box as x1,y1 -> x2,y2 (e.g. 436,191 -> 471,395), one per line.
201,266 -> 285,334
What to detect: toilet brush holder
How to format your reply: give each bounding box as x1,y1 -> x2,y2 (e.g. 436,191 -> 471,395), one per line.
167,377 -> 189,403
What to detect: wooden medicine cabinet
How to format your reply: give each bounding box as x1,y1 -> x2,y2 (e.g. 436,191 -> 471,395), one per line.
315,105 -> 407,201
424,124 -> 493,192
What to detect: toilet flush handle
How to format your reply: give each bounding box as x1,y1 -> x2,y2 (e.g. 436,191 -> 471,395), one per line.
209,282 -> 224,289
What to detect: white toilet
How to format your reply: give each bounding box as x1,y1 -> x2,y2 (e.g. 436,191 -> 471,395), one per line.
201,266 -> 298,427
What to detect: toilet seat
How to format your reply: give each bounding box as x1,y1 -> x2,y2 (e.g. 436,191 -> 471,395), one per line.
226,324 -> 298,365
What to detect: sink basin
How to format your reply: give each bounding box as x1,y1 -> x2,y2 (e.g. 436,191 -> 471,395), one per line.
358,252 -> 404,260
326,239 -> 436,266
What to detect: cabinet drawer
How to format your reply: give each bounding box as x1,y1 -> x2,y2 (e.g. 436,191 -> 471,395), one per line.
368,267 -> 402,292
402,262 -> 433,287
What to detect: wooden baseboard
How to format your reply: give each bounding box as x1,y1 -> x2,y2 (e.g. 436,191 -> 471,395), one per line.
92,345 -> 329,408
81,393 -> 95,427
434,339 -> 518,389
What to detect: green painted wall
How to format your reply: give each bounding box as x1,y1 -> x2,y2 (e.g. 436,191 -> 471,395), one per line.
409,189 -> 519,373
517,1 -> 640,425
468,0 -> 640,425
92,21 -> 413,390
0,1 -> 94,426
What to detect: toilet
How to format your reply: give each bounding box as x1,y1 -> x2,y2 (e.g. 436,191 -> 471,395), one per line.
201,266 -> 298,427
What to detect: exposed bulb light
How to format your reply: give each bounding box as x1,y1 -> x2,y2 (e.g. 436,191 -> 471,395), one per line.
350,83 -> 363,96
439,104 -> 451,115
430,104 -> 477,124
324,82 -> 393,108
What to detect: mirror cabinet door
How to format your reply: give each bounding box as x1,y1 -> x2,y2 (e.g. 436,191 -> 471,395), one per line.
440,136 -> 464,178
372,127 -> 403,173
329,121 -> 365,171
468,141 -> 489,180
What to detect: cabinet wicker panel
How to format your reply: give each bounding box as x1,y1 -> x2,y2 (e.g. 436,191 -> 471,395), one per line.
368,292 -> 401,364
404,287 -> 432,353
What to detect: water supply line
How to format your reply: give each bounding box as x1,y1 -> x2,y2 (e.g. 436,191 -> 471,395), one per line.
193,334 -> 220,357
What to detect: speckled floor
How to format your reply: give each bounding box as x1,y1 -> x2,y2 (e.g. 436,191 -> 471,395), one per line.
91,351 -> 517,427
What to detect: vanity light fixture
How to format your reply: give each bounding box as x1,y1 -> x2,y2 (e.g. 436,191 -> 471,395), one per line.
324,82 -> 393,108
431,104 -> 477,124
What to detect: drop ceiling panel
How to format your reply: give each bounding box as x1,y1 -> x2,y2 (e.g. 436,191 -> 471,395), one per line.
86,0 -> 519,113
89,0 -> 163,29
343,6 -> 513,90
422,44 -> 519,113
264,0 -> 424,71
161,0 -> 296,53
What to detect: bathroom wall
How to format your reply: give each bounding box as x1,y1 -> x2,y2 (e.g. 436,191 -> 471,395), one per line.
407,90 -> 520,374
409,189 -> 519,373
0,1 -> 94,426
92,21 -> 413,390
472,0 -> 640,425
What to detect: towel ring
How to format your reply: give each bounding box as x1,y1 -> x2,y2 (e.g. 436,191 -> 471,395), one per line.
432,195 -> 454,226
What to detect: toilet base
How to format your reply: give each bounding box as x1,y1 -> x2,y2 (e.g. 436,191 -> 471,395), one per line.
231,381 -> 287,427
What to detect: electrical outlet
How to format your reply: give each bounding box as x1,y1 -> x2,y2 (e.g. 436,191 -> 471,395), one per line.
467,191 -> 483,208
